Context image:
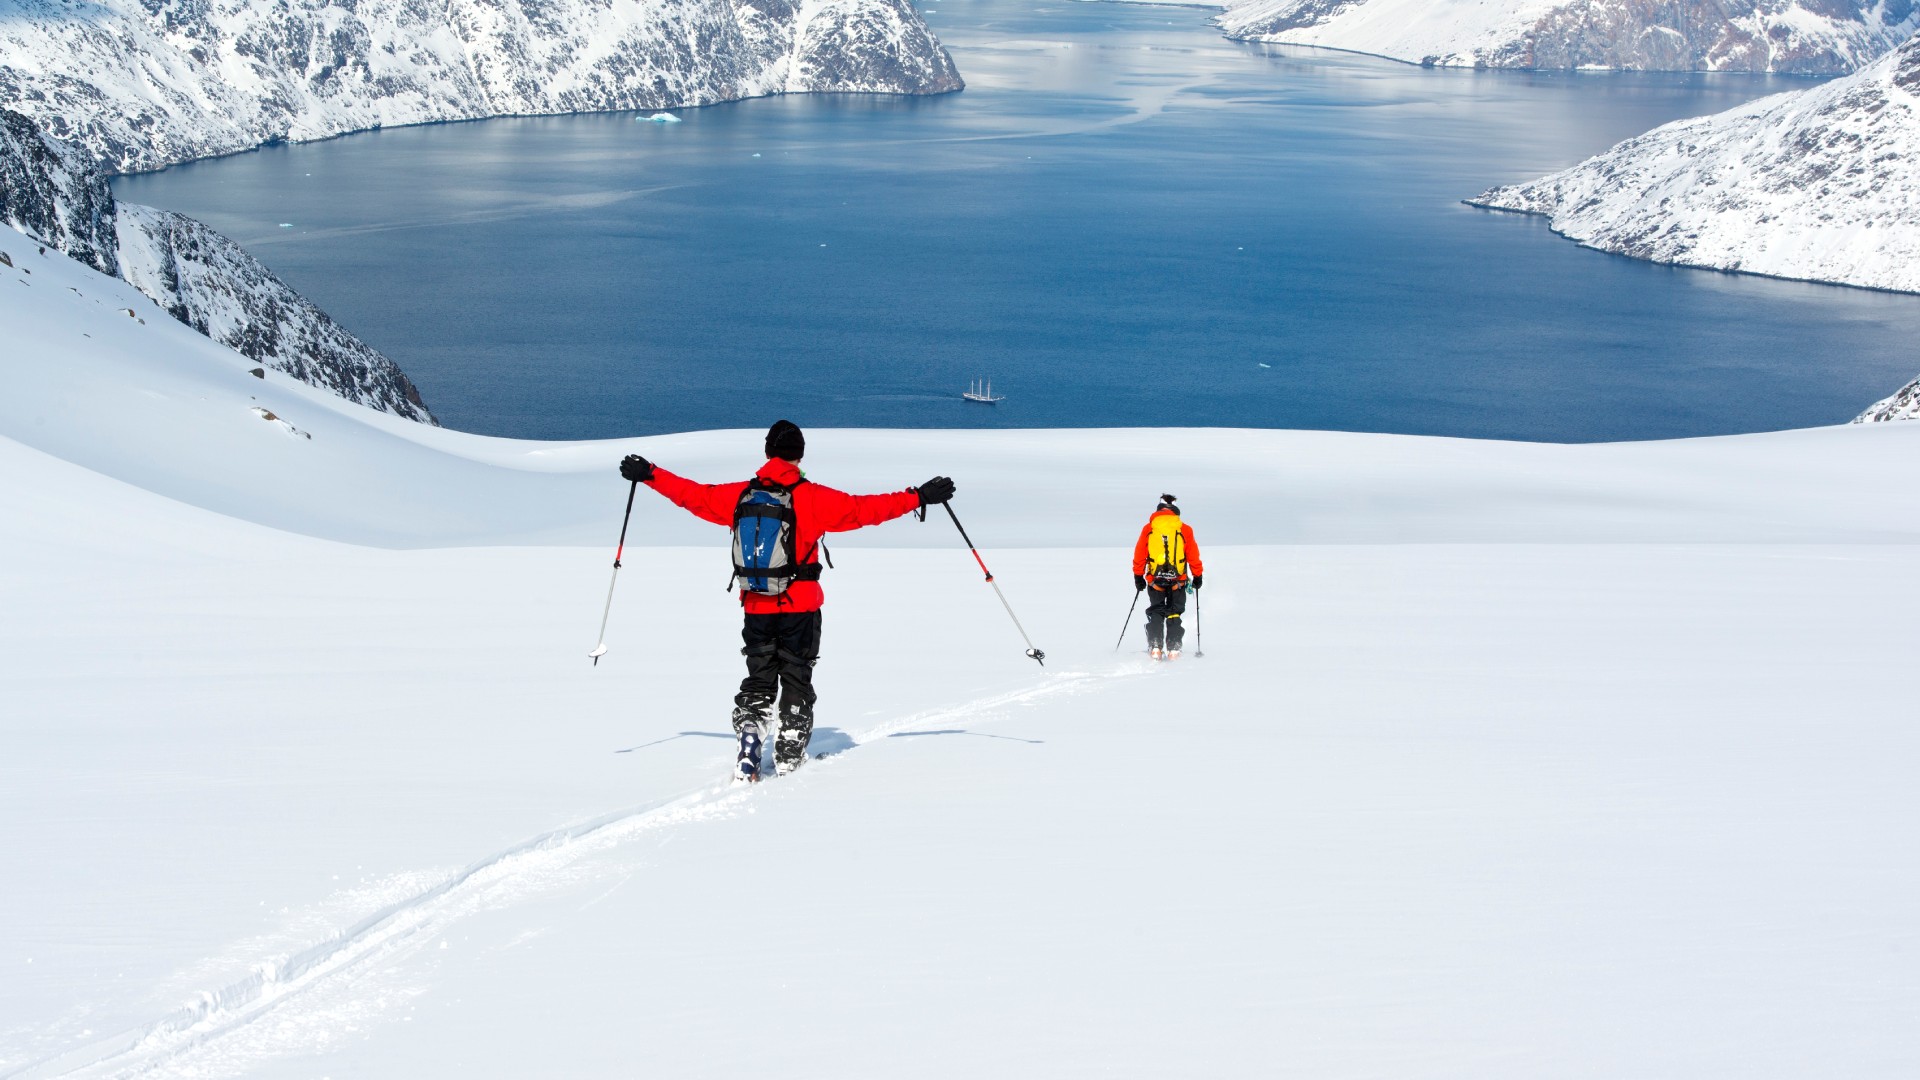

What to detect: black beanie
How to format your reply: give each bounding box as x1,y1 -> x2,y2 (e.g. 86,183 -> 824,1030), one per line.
765,420 -> 805,462
1157,493 -> 1180,515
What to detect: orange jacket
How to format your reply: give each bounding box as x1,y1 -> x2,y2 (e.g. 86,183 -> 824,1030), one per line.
1133,508 -> 1202,586
647,458 -> 921,613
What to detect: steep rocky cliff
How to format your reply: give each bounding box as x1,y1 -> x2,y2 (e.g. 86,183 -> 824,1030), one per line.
2,109 -> 432,422
0,109 -> 116,274
1214,0 -> 1917,73
0,0 -> 961,174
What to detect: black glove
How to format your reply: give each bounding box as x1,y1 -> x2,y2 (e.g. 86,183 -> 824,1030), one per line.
915,476 -> 955,506
619,454 -> 654,483
1133,575 -> 1146,593
1191,575 -> 1203,591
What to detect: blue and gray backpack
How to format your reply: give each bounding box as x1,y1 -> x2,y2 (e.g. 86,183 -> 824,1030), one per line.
730,478 -> 806,596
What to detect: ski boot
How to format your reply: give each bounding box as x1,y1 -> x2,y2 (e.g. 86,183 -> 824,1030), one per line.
731,699 -> 771,784
734,727 -> 763,784
1149,646 -> 1164,660
773,708 -> 814,777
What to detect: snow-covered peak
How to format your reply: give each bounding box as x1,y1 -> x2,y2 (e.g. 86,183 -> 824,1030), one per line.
1856,374 -> 1920,422
1469,32 -> 1920,295
1215,0 -> 1920,73
0,0 -> 962,174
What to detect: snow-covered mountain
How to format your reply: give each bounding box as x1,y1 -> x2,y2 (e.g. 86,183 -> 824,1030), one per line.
1213,0 -> 1919,73
3,109 -> 432,421
1857,373 -> 1920,421
0,0 -> 962,175
1468,32 -> 1920,295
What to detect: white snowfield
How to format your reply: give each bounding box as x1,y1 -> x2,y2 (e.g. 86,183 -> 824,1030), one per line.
5,231 -> 1920,1077
1471,31 -> 1920,297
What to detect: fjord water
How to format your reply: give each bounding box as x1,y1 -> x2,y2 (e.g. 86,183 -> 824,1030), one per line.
115,0 -> 1920,441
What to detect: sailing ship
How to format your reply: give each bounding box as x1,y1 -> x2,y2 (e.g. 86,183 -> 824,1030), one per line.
963,378 -> 1004,404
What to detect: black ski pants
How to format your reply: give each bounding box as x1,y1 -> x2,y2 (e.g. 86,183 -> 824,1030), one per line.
734,609 -> 821,739
1144,585 -> 1188,650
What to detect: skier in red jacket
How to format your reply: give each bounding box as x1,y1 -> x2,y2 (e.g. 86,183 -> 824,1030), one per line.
620,420 -> 953,782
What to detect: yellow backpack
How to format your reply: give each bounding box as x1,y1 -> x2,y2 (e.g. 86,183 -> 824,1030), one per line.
1146,512 -> 1186,584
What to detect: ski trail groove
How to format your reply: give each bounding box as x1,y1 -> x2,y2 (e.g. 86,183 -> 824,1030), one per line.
9,668 -> 1130,1080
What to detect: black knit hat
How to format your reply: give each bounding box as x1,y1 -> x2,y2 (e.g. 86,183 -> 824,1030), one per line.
765,420 -> 805,462
1157,493 -> 1180,515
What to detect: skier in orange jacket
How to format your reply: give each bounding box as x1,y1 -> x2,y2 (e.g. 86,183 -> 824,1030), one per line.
1132,494 -> 1203,660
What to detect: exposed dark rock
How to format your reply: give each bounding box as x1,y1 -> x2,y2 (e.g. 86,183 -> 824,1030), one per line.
0,110 -> 118,275
2,109 -> 435,423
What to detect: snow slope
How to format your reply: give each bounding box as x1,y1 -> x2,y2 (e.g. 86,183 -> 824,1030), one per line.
4,235 -> 1920,1077
1208,0 -> 1920,73
0,0 -> 962,174
1469,31 -> 1920,295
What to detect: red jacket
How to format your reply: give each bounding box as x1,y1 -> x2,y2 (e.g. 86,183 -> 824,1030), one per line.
1133,508 -> 1202,586
646,458 -> 922,613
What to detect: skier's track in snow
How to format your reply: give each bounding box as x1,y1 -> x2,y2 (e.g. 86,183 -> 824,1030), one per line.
7,669 -> 1130,1080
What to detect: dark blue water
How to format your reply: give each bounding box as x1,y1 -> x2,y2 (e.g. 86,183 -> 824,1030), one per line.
113,0 -> 1920,441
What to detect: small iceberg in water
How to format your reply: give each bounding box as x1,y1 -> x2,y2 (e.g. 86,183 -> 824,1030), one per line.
639,112 -> 682,124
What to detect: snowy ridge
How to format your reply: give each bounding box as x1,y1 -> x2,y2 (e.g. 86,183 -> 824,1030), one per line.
5,672 -> 1112,1080
2,112 -> 432,421
0,0 -> 962,175
1468,32 -> 1920,295
1210,0 -> 1919,73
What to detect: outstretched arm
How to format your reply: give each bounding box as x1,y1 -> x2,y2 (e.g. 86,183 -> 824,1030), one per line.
648,468 -> 745,528
809,484 -> 924,533
620,455 -> 738,528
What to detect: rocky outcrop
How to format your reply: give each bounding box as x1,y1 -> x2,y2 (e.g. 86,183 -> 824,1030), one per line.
114,205 -> 432,421
0,110 -> 117,275
1468,32 -> 1920,294
2,110 -> 433,422
1855,374 -> 1920,421
0,0 -> 962,175
1214,0 -> 1919,73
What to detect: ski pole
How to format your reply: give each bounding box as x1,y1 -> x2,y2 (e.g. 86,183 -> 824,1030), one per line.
1113,587 -> 1142,652
940,501 -> 1046,667
1192,585 -> 1204,658
588,480 -> 639,666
